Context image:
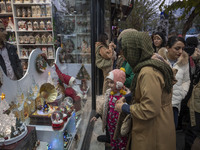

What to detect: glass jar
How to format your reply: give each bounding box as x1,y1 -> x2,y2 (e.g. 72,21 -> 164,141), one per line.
6,0 -> 12,12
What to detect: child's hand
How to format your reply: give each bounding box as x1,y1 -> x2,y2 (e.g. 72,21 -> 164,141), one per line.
115,102 -> 123,112
116,97 -> 125,104
90,117 -> 97,122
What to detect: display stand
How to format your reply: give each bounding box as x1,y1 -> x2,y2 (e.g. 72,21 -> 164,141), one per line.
32,111 -> 76,150
0,126 -> 37,150
0,47 -> 91,150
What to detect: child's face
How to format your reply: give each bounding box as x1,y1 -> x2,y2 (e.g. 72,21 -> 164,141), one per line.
107,78 -> 116,91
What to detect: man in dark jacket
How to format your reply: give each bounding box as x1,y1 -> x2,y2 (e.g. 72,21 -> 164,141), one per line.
0,20 -> 23,80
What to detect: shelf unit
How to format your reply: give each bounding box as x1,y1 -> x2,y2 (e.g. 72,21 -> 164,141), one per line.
0,2 -> 15,45
11,0 -> 55,62
0,12 -> 13,16
58,13 -> 91,64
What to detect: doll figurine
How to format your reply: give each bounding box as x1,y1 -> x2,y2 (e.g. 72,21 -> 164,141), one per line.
15,0 -> 21,3
18,21 -> 22,30
23,35 -> 30,44
16,8 -> 22,17
33,21 -> 39,30
6,0 -> 12,12
31,6 -> 36,17
35,34 -> 41,44
46,5 -> 51,17
22,7 -> 27,17
36,6 -> 41,17
19,36 -> 24,44
39,21 -> 45,30
41,5 -> 46,17
48,47 -> 53,59
21,48 -> 28,58
47,34 -> 53,44
24,0 -> 31,3
27,8 -> 32,17
22,21 -> 27,30
41,34 -> 47,44
55,64 -> 82,111
46,20 -> 52,30
27,21 -> 33,31
29,35 -> 35,44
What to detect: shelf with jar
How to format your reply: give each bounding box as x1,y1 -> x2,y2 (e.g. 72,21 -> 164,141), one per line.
11,0 -> 55,66
0,0 -> 16,44
0,0 -> 13,14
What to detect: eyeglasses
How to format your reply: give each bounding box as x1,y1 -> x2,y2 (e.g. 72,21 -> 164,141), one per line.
0,28 -> 5,32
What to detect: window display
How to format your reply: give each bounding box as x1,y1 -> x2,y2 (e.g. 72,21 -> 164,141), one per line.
0,0 -> 92,149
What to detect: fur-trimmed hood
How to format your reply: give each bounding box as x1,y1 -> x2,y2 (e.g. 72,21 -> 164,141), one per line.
176,50 -> 189,66
158,48 -> 189,67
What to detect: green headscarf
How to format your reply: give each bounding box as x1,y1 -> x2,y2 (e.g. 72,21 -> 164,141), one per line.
119,29 -> 174,95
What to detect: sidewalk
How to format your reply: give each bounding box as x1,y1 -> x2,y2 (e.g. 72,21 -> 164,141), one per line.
89,95 -> 186,150
89,95 -> 105,150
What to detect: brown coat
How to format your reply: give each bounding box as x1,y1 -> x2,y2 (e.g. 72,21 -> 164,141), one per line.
127,66 -> 176,150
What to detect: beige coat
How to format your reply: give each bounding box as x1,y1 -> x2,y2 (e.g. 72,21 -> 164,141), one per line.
127,66 -> 176,150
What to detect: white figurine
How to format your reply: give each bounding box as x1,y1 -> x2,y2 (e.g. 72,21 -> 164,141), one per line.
47,34 -> 53,44
36,6 -> 41,17
39,21 -> 45,30
46,20 -> 52,30
31,6 -> 36,17
27,8 -> 32,17
27,21 -> 33,31
33,21 -> 39,30
48,47 -> 53,59
23,35 -> 30,44
35,34 -> 41,44
46,5 -> 51,17
24,0 -> 31,4
29,35 -> 35,44
41,34 -> 47,44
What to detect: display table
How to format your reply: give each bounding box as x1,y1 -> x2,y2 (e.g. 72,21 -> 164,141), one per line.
30,111 -> 76,150
0,126 -> 37,150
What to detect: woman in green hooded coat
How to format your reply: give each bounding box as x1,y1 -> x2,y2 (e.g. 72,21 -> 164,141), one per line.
115,29 -> 176,150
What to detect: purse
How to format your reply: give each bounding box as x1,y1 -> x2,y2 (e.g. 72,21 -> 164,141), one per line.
120,114 -> 132,137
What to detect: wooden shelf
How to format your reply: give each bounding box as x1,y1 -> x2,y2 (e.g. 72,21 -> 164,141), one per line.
13,3 -> 51,6
7,41 -> 17,45
6,30 -> 15,32
77,33 -> 90,35
15,17 -> 52,19
0,12 -> 13,17
17,30 -> 53,32
18,44 -> 54,46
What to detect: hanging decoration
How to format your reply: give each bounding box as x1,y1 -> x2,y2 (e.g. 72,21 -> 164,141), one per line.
35,54 -> 47,73
76,64 -> 90,99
